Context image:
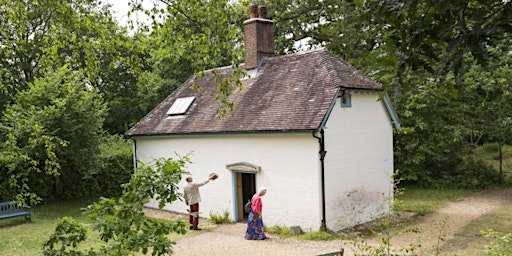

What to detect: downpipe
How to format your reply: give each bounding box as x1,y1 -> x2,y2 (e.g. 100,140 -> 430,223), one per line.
313,129 -> 327,232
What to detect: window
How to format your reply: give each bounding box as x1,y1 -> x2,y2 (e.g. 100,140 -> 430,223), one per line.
167,96 -> 195,115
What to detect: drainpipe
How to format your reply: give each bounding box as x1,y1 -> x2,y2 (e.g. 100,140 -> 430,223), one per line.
124,135 -> 138,170
313,129 -> 327,231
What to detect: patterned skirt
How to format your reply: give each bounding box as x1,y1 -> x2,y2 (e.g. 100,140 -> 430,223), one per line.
245,210 -> 267,240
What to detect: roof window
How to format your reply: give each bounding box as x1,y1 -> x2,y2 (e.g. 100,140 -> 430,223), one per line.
167,96 -> 195,115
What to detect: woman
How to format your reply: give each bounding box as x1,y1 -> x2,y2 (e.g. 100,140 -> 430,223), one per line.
245,187 -> 268,240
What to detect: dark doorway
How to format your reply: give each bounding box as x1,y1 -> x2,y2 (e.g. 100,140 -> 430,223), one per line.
236,172 -> 255,221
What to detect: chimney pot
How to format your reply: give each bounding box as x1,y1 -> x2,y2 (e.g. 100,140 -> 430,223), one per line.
244,3 -> 274,70
258,5 -> 267,19
249,4 -> 258,19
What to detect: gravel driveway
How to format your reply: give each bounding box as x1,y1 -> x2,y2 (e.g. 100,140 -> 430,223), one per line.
144,188 -> 512,256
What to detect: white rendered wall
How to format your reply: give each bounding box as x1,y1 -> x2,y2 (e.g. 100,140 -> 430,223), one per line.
134,133 -> 323,231
323,92 -> 394,231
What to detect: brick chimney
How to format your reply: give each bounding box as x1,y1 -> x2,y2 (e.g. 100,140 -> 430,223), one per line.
243,3 -> 275,70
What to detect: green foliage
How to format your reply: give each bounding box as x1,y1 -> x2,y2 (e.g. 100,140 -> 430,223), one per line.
209,210 -> 234,224
92,135 -> 134,198
0,0 -> 105,107
392,73 -> 468,185
0,67 -> 107,203
413,157 -> 502,189
366,0 -> 512,77
300,231 -> 338,241
451,158 -> 502,189
265,225 -> 345,241
43,156 -> 190,256
268,0 -> 397,79
131,0 -> 247,117
265,225 -> 293,237
0,0 -> 152,135
482,229 -> 512,256
43,217 -> 89,256
481,143 -> 501,154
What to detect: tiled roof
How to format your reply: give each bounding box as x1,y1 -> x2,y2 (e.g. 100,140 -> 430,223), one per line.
125,48 -> 382,136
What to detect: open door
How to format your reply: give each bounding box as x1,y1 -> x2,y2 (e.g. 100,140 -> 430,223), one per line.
236,172 -> 256,221
226,162 -> 261,222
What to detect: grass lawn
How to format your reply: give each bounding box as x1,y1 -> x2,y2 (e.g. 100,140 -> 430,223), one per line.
393,187 -> 476,215
0,200 -> 211,256
0,200 -> 97,255
440,202 -> 512,255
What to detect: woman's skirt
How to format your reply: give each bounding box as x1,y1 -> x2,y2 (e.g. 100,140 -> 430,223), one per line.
245,210 -> 267,240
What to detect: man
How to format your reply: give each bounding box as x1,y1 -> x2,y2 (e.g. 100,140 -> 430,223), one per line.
183,175 -> 215,230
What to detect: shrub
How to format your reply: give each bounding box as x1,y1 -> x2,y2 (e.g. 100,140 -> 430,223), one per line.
93,135 -> 133,198
415,157 -> 502,189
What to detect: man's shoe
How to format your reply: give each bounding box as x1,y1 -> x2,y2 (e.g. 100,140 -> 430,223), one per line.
189,226 -> 193,230
193,227 -> 202,231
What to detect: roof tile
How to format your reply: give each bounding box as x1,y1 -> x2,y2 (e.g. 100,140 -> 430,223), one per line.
126,48 -> 382,136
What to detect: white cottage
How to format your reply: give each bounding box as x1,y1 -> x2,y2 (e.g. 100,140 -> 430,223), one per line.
125,4 -> 400,232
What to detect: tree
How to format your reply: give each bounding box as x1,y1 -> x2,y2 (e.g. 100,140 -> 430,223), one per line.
43,156 -> 189,256
130,0 -> 248,116
367,0 -> 512,79
462,39 -> 512,175
0,0 -> 104,110
0,0 -> 153,134
0,67 -> 107,203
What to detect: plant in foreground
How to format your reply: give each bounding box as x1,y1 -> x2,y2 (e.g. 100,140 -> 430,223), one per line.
43,156 -> 190,256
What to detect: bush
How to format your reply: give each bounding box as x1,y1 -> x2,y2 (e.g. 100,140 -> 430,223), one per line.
417,157 -> 502,189
93,135 -> 133,198
0,67 -> 107,203
453,158 -> 502,189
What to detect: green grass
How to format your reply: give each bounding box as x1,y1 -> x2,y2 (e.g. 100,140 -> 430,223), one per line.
393,187 -> 476,215
439,197 -> 512,255
265,224 -> 347,240
0,200 -> 211,256
0,199 -> 98,256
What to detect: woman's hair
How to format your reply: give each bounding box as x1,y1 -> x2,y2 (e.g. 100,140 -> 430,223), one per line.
258,187 -> 267,194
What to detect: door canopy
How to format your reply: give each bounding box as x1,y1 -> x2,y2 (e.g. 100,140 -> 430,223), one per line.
225,162 -> 261,173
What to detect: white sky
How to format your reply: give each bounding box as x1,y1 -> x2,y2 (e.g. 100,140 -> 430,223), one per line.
104,0 -> 154,28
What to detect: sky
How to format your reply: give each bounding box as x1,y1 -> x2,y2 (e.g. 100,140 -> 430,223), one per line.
104,0 -> 154,28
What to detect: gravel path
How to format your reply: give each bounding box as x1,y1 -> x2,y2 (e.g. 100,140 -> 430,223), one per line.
144,188 -> 512,256
374,188 -> 512,254
171,223 -> 346,256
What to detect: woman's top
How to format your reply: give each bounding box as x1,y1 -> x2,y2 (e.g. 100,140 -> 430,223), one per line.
251,193 -> 263,214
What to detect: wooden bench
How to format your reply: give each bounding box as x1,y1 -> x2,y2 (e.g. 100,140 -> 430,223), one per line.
317,248 -> 344,256
0,200 -> 31,222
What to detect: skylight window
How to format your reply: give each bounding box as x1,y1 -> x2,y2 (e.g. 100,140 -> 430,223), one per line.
167,96 -> 195,115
